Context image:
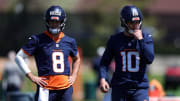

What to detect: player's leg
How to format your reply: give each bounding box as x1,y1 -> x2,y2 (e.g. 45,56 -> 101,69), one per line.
35,86 -> 49,101
35,85 -> 73,101
61,85 -> 73,101
111,87 -> 129,101
132,88 -> 149,101
48,86 -> 73,101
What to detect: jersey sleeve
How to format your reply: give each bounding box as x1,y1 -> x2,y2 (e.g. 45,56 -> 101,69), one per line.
137,33 -> 154,64
70,39 -> 78,57
22,35 -> 38,56
99,36 -> 114,79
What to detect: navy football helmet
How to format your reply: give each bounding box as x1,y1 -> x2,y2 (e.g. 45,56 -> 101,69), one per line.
120,5 -> 143,33
45,5 -> 66,34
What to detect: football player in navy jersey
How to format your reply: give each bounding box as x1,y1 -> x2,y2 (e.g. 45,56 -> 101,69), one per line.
15,5 -> 80,101
99,5 -> 154,101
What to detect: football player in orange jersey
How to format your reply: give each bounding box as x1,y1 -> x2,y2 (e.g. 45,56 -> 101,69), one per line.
15,5 -> 80,101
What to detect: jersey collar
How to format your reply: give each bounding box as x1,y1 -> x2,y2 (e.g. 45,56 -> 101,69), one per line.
44,31 -> 65,43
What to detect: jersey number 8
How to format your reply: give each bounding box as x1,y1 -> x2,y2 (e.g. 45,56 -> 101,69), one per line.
52,52 -> 65,73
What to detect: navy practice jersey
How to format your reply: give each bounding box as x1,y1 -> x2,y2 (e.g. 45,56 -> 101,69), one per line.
99,32 -> 154,89
22,31 -> 78,76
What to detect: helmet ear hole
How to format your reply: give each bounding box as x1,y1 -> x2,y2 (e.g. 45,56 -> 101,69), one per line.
120,17 -> 126,27
59,23 -> 65,30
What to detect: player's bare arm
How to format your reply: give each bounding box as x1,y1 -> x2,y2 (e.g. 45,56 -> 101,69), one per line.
26,72 -> 47,87
69,52 -> 81,85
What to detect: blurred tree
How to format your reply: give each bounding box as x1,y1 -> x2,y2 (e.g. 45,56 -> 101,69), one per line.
0,0 -> 179,57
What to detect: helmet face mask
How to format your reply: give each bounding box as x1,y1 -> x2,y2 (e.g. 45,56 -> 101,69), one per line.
120,5 -> 143,34
45,5 -> 66,35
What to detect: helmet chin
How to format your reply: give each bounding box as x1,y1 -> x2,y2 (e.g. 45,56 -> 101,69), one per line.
49,28 -> 61,35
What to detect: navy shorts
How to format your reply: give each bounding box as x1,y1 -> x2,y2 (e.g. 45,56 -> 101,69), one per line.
35,86 -> 73,101
112,87 -> 149,101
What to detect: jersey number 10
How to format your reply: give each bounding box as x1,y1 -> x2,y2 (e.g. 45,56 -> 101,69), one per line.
120,51 -> 140,72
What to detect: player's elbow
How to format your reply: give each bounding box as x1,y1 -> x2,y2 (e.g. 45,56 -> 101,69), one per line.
146,55 -> 154,64
72,56 -> 81,67
15,55 -> 21,64
76,57 -> 81,64
73,53 -> 81,64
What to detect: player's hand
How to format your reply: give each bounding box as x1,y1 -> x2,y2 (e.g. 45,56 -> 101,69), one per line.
68,75 -> 76,85
26,72 -> 47,87
133,29 -> 143,40
100,78 -> 110,93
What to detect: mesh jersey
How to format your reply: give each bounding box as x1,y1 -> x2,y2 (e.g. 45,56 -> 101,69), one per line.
99,32 -> 154,89
22,31 -> 78,77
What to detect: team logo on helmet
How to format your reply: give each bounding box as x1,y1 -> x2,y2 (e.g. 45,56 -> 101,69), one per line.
50,10 -> 61,16
131,8 -> 140,21
132,8 -> 139,16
